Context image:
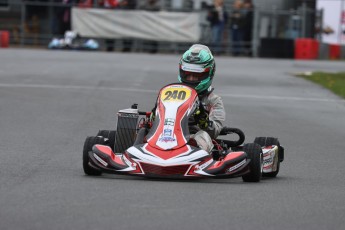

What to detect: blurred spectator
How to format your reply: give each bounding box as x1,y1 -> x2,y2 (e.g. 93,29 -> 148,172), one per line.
140,0 -> 161,53
78,0 -> 93,8
98,0 -> 119,8
229,0 -> 245,56
118,0 -> 137,52
140,0 -> 160,11
24,14 -> 40,45
207,0 -> 227,55
243,0 -> 254,56
102,0 -> 137,52
23,0 -> 47,44
52,0 -> 76,35
100,0 -> 120,52
118,0 -> 137,9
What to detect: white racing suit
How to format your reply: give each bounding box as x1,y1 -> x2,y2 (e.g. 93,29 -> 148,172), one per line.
191,92 -> 226,153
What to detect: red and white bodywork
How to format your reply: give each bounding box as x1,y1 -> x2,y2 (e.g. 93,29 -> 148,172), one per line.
88,84 -> 253,178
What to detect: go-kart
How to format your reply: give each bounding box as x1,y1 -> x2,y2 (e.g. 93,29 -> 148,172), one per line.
83,83 -> 284,182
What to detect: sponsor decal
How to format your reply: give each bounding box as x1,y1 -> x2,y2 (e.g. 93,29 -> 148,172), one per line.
159,136 -> 176,142
262,149 -> 271,157
263,147 -> 277,166
93,153 -> 108,167
263,148 -> 277,172
163,129 -> 172,137
159,119 -> 175,141
263,152 -> 271,157
264,165 -> 272,169
196,159 -> 213,170
164,118 -> 175,126
198,159 -> 213,169
264,158 -> 273,164
181,63 -> 205,73
169,85 -> 184,88
227,159 -> 246,172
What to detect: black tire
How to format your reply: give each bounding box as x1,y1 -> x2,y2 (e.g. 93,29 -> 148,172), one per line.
242,143 -> 263,182
83,136 -> 105,176
96,130 -> 116,151
254,137 -> 280,177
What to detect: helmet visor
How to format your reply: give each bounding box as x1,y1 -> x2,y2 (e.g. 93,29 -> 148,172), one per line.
179,69 -> 210,84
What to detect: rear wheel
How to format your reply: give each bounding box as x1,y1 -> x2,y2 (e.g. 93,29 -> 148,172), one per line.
254,137 -> 281,177
97,130 -> 116,151
83,136 -> 105,176
242,143 -> 263,182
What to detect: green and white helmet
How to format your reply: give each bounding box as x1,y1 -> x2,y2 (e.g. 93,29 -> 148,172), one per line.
178,44 -> 216,94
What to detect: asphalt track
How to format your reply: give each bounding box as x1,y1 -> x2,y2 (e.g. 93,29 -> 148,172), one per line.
0,49 -> 345,230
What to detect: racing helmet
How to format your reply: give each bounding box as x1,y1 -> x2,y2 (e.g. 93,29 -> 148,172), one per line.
178,44 -> 216,94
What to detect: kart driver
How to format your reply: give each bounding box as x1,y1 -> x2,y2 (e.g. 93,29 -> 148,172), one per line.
178,44 -> 226,153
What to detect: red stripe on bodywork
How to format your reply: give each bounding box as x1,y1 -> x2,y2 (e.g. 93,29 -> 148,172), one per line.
95,145 -> 126,166
207,152 -> 245,170
147,101 -> 166,149
223,152 -> 245,161
144,143 -> 190,160
174,95 -> 195,147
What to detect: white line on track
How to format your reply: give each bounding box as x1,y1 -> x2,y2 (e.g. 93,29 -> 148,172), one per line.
219,92 -> 344,102
0,83 -> 155,93
0,83 -> 343,103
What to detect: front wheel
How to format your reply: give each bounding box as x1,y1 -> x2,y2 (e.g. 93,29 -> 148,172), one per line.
83,136 -> 105,176
242,143 -> 263,182
97,130 -> 116,151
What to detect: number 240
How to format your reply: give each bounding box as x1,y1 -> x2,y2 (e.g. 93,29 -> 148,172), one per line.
163,90 -> 186,101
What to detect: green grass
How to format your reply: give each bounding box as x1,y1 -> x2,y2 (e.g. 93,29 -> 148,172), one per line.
297,72 -> 345,99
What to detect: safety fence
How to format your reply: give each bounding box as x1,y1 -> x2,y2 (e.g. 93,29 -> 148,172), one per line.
1,0 -> 344,59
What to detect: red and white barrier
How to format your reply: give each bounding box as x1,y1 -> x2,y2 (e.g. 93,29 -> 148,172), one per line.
295,38 -> 319,60
0,31 -> 9,48
294,38 -> 344,60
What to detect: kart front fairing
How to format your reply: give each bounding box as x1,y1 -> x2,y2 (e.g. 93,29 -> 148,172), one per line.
146,83 -> 199,154
88,84 -> 250,178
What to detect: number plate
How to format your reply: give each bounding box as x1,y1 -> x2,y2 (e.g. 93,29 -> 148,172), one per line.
161,86 -> 191,102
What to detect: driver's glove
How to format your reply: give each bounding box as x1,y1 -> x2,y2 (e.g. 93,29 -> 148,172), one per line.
198,117 -> 209,129
195,110 -> 211,129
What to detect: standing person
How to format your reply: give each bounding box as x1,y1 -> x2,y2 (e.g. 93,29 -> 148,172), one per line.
23,0 -> 41,44
177,44 -> 226,152
98,0 -> 119,8
118,0 -> 137,9
243,0 -> 254,56
52,0 -> 76,35
60,0 -> 75,35
99,0 -> 120,51
207,0 -> 227,55
229,0 -> 245,56
140,0 -> 160,11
